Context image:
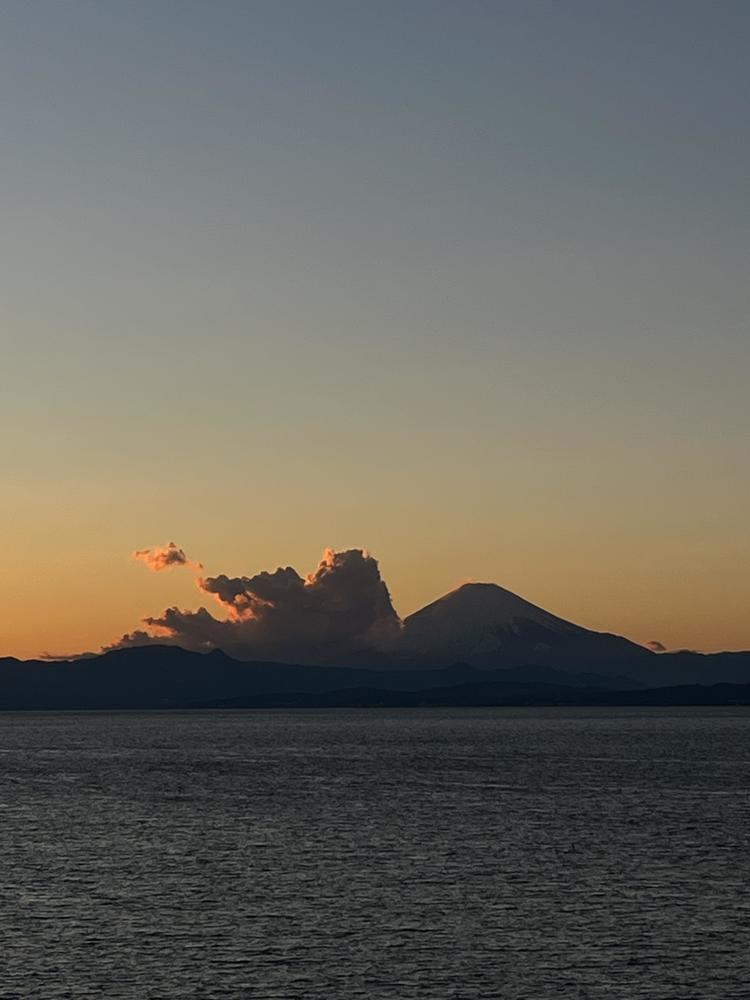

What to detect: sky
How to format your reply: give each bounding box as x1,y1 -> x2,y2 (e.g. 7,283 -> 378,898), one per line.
1,0 -> 748,658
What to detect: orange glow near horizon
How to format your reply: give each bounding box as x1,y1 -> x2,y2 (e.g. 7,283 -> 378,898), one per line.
2,533 -> 749,660
2,2 -> 749,662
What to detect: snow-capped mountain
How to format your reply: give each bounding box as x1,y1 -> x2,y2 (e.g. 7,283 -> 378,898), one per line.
390,582 -> 649,671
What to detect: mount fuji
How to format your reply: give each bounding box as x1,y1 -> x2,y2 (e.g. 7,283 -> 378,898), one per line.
387,582 -> 649,672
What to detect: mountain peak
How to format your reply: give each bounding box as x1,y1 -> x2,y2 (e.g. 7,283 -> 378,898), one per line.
407,581 -> 574,631
450,581 -> 509,596
394,580 -> 647,669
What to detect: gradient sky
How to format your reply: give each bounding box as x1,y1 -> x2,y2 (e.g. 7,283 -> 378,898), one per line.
1,0 -> 749,658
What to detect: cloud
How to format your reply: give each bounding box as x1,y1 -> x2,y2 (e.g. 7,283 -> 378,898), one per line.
39,650 -> 98,661
133,542 -> 201,573
647,640 -> 667,652
109,548 -> 401,663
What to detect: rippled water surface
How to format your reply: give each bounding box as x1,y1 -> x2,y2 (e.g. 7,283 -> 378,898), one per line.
1,708 -> 749,998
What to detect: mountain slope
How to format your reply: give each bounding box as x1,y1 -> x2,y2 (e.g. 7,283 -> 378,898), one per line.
392,582 -> 649,671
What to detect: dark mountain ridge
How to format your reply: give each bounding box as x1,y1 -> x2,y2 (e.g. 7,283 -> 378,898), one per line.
2,643 -> 750,710
0,645 -> 639,711
195,680 -> 750,710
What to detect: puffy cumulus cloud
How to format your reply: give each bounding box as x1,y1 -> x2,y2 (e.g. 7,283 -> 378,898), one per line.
647,640 -> 667,652
109,548 -> 402,663
133,542 -> 200,573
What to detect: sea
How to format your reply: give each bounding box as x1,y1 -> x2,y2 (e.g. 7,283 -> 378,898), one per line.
1,708 -> 749,999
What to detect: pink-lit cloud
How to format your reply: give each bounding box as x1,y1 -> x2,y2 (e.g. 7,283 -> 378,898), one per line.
133,542 -> 201,573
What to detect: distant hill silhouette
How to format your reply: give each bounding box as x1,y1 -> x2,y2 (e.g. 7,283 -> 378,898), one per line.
2,641 -> 750,710
194,680 -> 750,710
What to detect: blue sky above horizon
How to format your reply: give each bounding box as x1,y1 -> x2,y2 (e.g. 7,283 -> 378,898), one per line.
1,1 -> 749,657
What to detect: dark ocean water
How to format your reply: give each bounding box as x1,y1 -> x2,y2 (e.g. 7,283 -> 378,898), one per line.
1,708 -> 749,999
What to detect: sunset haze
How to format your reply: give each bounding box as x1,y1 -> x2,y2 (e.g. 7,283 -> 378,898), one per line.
2,0 -> 749,658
